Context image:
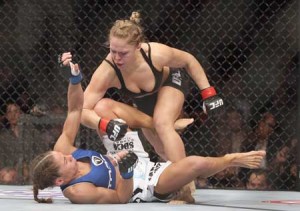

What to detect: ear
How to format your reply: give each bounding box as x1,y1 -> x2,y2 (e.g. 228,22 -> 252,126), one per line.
54,177 -> 64,186
136,43 -> 142,50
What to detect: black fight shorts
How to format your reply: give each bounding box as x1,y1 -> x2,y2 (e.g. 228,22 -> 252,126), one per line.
133,68 -> 190,116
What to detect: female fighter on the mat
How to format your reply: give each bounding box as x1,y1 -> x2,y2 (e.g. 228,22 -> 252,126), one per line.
31,61 -> 265,204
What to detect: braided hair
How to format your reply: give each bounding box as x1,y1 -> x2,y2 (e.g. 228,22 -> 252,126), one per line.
31,151 -> 60,203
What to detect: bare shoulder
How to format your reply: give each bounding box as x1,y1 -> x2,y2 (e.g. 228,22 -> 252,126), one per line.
95,54 -> 114,74
149,42 -> 171,50
140,42 -> 168,52
89,54 -> 118,87
145,42 -> 174,65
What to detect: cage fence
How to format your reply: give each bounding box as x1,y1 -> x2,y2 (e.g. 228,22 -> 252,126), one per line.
0,0 -> 299,190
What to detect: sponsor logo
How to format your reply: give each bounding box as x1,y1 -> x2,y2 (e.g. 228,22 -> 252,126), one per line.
99,154 -> 114,189
171,71 -> 182,86
131,188 -> 145,203
148,163 -> 161,181
112,136 -> 135,150
91,156 -> 103,166
113,141 -> 134,150
208,99 -> 224,110
109,125 -> 121,141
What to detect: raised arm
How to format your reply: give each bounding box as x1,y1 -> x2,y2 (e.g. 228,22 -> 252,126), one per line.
53,55 -> 83,154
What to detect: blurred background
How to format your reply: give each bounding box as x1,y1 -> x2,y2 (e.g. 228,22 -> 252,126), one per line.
0,0 -> 299,191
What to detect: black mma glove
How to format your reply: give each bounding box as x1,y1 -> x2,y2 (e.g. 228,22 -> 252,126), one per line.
98,118 -> 128,141
201,86 -> 224,115
118,151 -> 138,179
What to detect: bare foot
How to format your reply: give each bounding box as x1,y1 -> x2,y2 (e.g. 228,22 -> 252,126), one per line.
226,150 -> 266,169
174,118 -> 194,130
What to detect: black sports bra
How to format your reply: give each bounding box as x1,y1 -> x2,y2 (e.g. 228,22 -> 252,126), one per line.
104,43 -> 164,99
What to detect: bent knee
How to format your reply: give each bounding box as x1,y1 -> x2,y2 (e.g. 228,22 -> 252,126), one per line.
153,117 -> 175,132
94,98 -> 115,116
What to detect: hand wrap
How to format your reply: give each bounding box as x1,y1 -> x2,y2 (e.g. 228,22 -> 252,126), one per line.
69,62 -> 82,85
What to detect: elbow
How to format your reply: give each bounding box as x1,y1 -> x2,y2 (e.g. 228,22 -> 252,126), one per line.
119,197 -> 130,204
116,191 -> 131,204
119,200 -> 128,204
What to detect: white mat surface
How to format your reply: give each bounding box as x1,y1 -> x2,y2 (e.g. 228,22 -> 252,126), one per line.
0,185 -> 299,211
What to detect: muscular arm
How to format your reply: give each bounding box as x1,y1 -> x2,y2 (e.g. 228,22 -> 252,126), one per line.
54,64 -> 83,154
150,42 -> 211,90
93,98 -> 154,129
64,179 -> 133,204
81,61 -> 116,130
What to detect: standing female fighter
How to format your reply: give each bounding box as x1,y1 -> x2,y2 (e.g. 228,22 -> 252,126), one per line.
77,11 -> 224,162
32,61 -> 265,203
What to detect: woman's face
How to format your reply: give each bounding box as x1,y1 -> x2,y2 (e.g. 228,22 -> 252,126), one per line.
109,36 -> 139,70
52,151 -> 78,183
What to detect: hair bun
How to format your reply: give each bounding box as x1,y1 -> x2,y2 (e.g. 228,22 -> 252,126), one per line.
130,11 -> 141,24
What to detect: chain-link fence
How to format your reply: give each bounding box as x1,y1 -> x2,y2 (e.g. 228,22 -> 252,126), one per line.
0,0 -> 299,190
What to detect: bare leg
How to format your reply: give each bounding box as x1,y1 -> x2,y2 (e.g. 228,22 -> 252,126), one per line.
152,87 -> 196,203
141,128 -> 167,160
94,98 -> 194,132
155,150 -> 266,195
94,98 -> 153,129
153,86 -> 186,162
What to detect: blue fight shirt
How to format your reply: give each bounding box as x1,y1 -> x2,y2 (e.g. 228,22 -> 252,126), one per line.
60,149 -> 116,191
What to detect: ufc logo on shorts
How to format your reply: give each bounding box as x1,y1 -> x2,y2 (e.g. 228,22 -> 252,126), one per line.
209,99 -> 224,110
109,125 -> 121,141
171,71 -> 182,86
